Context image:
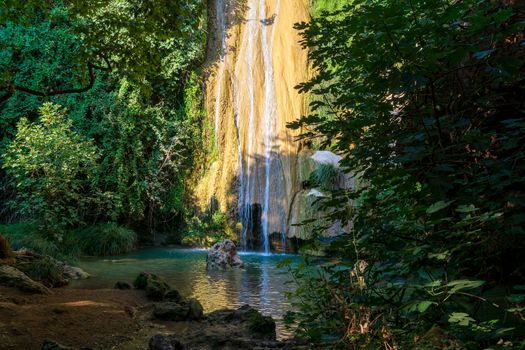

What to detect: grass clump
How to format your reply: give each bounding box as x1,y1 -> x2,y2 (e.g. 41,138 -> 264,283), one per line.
308,163 -> 339,191
77,223 -> 136,256
15,256 -> 68,288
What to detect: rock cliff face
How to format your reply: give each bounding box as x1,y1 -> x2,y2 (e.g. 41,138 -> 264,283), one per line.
195,0 -> 349,252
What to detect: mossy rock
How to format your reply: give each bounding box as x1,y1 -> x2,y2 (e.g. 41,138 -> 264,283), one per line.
134,272 -> 171,301
247,310 -> 276,339
15,256 -> 68,288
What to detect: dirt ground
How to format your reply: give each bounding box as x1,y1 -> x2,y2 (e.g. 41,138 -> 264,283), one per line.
0,286 -> 154,350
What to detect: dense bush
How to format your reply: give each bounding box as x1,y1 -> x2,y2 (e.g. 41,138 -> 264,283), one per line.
288,0 -> 525,348
76,223 -> 137,256
1,103 -> 100,235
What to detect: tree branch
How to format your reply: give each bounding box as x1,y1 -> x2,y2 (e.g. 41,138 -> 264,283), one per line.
1,63 -> 96,104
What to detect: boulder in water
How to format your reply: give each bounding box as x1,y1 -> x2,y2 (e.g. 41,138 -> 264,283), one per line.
206,239 -> 244,270
134,272 -> 170,301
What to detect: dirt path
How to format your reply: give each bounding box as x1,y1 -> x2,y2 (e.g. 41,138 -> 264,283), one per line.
0,286 -> 153,350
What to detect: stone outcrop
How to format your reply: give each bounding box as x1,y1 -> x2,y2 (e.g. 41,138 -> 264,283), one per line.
134,272 -> 204,322
14,248 -> 90,285
0,264 -> 50,294
147,305 -> 312,350
134,272 -> 171,301
206,239 -> 243,270
153,302 -> 191,321
60,264 -> 90,280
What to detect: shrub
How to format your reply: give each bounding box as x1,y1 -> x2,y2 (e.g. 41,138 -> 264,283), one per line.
77,223 -> 136,256
1,103 -> 100,235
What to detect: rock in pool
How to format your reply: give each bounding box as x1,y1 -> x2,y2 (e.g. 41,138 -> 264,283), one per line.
206,239 -> 244,270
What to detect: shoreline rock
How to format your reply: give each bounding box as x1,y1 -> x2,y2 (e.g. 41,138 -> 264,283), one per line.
206,239 -> 244,270
148,304 -> 308,350
0,265 -> 51,294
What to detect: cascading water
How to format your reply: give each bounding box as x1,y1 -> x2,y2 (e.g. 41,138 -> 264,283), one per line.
259,0 -> 280,254
208,0 -> 308,253
239,0 -> 258,252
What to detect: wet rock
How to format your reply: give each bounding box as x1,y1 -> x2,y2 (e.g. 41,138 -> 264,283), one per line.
188,298 -> 203,320
149,334 -> 185,350
202,305 -> 275,342
0,265 -> 50,294
114,281 -> 132,290
165,289 -> 183,302
134,272 -> 170,301
60,264 -> 89,280
206,239 -> 244,270
153,302 -> 190,321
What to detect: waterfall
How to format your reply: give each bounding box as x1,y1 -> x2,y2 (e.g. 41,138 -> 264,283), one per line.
239,0 -> 257,251
211,0 -> 303,253
259,0 -> 280,254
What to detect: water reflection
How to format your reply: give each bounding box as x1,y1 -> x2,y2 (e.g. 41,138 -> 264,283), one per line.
71,248 -> 300,338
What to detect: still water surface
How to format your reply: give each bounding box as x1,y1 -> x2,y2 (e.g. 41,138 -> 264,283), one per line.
70,248 -> 301,338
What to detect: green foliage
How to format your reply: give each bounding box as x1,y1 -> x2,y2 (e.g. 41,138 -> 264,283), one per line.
76,223 -> 136,256
0,0 -> 206,96
182,210 -> 229,247
0,0 -> 208,242
1,103 -> 99,234
289,0 -> 525,348
309,0 -> 351,18
308,163 -> 339,191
